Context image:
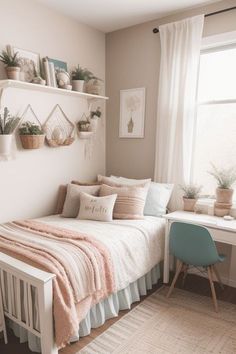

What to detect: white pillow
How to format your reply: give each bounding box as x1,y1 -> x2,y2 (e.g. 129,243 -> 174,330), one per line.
110,176 -> 173,216
144,182 -> 173,216
77,192 -> 117,222
62,183 -> 101,218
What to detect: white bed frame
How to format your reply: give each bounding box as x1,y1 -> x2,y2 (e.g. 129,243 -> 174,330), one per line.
0,252 -> 58,354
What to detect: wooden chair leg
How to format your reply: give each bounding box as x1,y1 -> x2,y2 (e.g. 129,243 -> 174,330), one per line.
167,261 -> 183,298
212,265 -> 224,290
182,264 -> 188,287
207,266 -> 218,312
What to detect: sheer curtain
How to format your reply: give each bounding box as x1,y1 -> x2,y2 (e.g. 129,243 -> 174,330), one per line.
154,15 -> 204,210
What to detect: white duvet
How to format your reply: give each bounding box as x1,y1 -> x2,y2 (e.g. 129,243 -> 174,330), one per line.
39,215 -> 165,291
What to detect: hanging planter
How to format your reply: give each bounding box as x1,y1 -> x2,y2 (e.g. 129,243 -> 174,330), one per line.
77,113 -> 93,139
89,107 -> 102,133
44,104 -> 75,147
19,105 -> 45,150
0,107 -> 20,157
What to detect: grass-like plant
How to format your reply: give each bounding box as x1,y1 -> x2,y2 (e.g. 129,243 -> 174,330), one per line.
71,65 -> 101,82
19,121 -> 44,135
180,184 -> 202,199
209,164 -> 236,189
0,107 -> 20,134
0,50 -> 20,67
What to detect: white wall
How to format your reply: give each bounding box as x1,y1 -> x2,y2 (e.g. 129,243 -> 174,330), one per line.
0,0 -> 106,222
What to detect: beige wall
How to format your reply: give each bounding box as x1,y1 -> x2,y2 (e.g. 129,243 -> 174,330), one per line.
0,0 -> 105,222
106,0 -> 236,286
106,0 -> 236,179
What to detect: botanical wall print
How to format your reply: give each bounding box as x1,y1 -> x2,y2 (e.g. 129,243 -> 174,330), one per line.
11,46 -> 40,82
119,88 -> 145,138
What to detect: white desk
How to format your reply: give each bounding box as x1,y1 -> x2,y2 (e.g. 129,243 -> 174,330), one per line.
163,211 -> 236,283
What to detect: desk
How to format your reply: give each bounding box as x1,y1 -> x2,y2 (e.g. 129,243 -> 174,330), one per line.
163,211 -> 236,283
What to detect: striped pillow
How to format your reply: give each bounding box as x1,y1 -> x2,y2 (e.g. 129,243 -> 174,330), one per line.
99,184 -> 148,219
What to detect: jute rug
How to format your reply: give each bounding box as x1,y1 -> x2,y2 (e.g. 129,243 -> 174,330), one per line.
78,287 -> 236,354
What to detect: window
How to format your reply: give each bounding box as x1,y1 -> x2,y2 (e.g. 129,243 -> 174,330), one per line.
192,45 -> 236,198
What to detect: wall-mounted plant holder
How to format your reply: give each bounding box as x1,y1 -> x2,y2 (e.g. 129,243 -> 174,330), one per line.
19,104 -> 45,149
78,131 -> 93,139
0,107 -> 20,159
43,104 -> 75,147
77,113 -> 93,140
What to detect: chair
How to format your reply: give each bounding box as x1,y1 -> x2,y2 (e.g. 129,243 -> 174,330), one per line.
166,222 -> 225,312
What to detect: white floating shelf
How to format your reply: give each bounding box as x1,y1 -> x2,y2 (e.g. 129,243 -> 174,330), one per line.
0,80 -> 109,102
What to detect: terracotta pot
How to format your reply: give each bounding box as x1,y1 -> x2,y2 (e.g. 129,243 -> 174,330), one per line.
72,80 -> 85,92
214,205 -> 230,217
6,66 -> 20,80
183,198 -> 197,212
20,135 -> 45,149
0,134 -> 13,156
216,188 -> 234,204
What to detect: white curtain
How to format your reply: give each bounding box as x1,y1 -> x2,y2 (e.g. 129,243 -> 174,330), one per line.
154,15 -> 204,210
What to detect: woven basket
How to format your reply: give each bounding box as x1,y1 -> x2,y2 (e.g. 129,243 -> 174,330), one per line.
20,135 -> 45,149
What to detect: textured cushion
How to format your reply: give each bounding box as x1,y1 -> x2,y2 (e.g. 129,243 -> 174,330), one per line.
77,192 -> 117,222
62,183 -> 101,218
143,182 -> 173,216
109,176 -> 173,217
99,184 -> 148,219
55,185 -> 67,214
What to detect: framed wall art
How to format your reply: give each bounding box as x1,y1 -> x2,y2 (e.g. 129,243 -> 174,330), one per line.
119,87 -> 146,138
10,45 -> 41,82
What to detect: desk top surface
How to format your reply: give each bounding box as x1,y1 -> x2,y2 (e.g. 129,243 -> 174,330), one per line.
163,211 -> 236,232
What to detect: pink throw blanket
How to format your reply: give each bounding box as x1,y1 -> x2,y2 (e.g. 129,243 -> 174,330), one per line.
0,220 -> 116,348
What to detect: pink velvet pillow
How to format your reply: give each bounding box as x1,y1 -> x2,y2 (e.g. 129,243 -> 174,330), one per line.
99,184 -> 148,219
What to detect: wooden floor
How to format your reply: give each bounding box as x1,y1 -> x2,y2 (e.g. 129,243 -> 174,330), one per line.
1,273 -> 236,354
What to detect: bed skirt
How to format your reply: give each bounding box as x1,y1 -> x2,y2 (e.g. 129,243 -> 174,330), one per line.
9,264 -> 161,352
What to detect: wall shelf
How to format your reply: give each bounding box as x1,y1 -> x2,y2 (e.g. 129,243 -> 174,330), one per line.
0,80 -> 109,102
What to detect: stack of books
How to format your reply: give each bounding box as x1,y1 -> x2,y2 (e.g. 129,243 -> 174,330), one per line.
42,57 -> 57,87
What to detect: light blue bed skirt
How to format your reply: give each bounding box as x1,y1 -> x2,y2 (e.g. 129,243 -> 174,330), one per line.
9,264 -> 161,352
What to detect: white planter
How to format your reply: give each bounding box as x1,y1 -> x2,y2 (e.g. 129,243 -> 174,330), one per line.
72,80 -> 85,92
89,118 -> 98,132
0,135 -> 13,156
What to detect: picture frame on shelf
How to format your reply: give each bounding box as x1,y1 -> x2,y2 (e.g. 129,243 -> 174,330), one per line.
47,58 -> 69,88
10,45 -> 41,83
119,87 -> 146,138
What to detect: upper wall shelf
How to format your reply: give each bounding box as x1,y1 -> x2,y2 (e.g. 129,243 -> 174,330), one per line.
0,80 -> 109,102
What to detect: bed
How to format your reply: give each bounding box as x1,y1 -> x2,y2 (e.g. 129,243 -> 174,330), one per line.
0,214 -> 165,354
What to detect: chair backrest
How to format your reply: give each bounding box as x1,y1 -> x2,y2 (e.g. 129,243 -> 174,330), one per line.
169,222 -> 220,266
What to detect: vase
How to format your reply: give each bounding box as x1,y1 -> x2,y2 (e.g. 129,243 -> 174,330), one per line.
183,198 -> 197,212
216,188 -> 234,204
89,118 -> 98,132
72,80 -> 85,92
6,67 -> 20,80
0,134 -> 13,156
20,135 -> 45,149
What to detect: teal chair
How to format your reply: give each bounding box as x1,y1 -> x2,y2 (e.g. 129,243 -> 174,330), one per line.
167,222 -> 225,312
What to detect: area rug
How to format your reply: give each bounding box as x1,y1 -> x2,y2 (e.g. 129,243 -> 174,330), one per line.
78,286 -> 236,354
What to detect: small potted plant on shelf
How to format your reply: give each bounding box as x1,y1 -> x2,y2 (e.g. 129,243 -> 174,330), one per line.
71,65 -> 101,93
0,48 -> 20,80
0,107 -> 20,156
89,107 -> 102,132
180,184 -> 202,212
209,164 -> 236,216
19,121 -> 45,149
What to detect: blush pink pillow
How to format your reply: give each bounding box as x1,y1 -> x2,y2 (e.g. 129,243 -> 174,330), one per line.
99,184 -> 148,219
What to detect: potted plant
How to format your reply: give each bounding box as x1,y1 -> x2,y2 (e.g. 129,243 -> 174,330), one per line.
77,117 -> 93,139
19,121 -> 45,149
0,107 -> 20,156
180,184 -> 202,212
71,65 -> 101,93
209,165 -> 236,204
89,107 -> 102,132
0,49 -> 20,80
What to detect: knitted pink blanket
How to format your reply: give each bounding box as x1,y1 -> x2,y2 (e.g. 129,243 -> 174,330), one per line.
0,220 -> 115,349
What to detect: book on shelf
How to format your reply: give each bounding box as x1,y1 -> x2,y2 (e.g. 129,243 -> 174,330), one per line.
48,61 -> 57,87
42,57 -> 51,86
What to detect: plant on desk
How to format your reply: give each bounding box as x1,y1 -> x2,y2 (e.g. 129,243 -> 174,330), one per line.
209,164 -> 236,217
180,184 -> 202,212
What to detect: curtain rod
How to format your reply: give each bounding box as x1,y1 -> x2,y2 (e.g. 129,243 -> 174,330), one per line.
153,6 -> 236,33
